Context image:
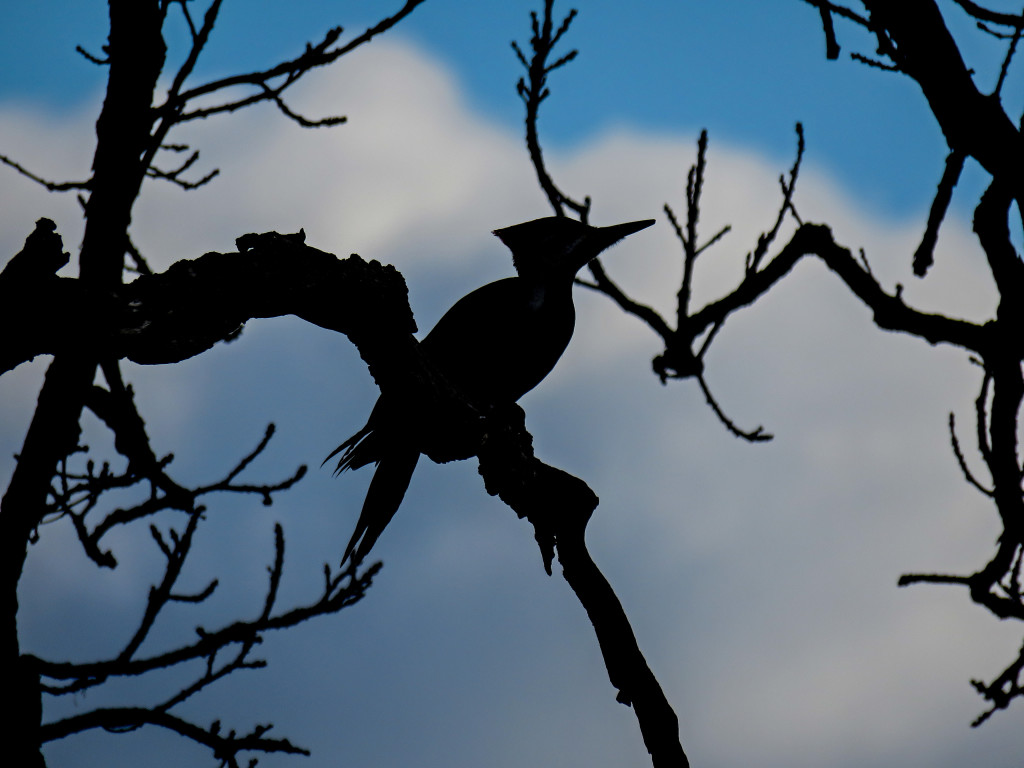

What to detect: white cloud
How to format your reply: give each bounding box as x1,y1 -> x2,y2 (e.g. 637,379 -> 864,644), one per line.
3,38 -> 1018,768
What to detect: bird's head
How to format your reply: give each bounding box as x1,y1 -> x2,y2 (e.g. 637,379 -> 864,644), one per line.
493,216 -> 655,280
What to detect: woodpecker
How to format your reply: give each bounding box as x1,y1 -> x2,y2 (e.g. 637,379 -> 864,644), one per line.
328,216 -> 655,566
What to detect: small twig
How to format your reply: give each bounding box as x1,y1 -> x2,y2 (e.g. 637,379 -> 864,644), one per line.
116,509 -> 205,663
266,88 -> 347,128
913,150 -> 966,276
39,707 -> 310,761
696,224 -> 732,256
223,424 -> 276,483
696,373 -> 772,442
1009,547 -> 1024,601
169,580 -> 218,604
977,21 -> 1019,40
676,130 -> 709,323
512,0 -> 587,217
949,412 -> 995,496
578,259 -> 674,343
695,320 -> 724,361
36,545 -> 381,697
975,370 -> 994,468
993,9 -> 1024,97
749,123 -> 804,272
897,572 -> 972,587
75,45 -> 109,65
818,5 -> 841,58
858,247 -> 874,277
125,233 -> 153,276
950,0 -> 1024,27
969,636 -> 1024,726
167,1 -> 424,119
146,147 -> 220,190
174,0 -> 199,41
850,51 -> 901,71
0,154 -> 91,192
796,0 -> 871,28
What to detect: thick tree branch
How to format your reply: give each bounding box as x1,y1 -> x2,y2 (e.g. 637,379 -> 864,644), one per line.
477,405 -> 688,768
0,226 -> 415,372
81,0 -> 166,286
686,223 -> 989,354
860,1 -> 1023,197
974,177 -> 1024,327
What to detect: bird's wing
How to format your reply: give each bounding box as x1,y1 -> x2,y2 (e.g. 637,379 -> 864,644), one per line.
420,278 -> 538,402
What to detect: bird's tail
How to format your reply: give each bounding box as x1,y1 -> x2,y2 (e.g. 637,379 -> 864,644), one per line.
340,446 -> 420,567
323,424 -> 375,476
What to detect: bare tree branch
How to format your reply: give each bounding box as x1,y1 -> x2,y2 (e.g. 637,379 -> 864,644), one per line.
35,528 -> 380,697
913,149 -> 966,276
477,405 -> 690,768
0,154 -> 91,192
512,0 -> 587,218
950,0 -> 1024,26
949,412 -> 995,496
75,44 -> 109,66
40,706 -> 310,764
1,2 -> 427,765
992,11 -> 1024,96
797,0 -> 871,28
146,147 -> 220,189
163,1 -> 425,127
970,637 -> 1024,726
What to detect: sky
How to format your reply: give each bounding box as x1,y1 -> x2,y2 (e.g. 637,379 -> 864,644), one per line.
2,2 -> 1023,767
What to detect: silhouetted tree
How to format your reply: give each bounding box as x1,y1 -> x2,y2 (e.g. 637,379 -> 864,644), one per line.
1,1 -> 690,767
805,0 -> 1024,728
521,0 -> 1024,731
6,1 -> 1024,767
0,2 -> 425,766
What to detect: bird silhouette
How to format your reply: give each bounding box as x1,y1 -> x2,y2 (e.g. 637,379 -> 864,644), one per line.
328,216 -> 655,566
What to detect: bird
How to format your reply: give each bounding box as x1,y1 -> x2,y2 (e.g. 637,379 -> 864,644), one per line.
327,215 -> 655,567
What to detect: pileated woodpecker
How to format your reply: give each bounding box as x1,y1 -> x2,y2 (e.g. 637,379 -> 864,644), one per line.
328,215 -> 655,566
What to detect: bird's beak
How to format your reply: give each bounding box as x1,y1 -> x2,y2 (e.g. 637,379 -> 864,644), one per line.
577,218 -> 656,270
600,218 -> 656,242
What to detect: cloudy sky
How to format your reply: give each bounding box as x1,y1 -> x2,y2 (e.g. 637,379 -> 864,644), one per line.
3,2 -> 1023,767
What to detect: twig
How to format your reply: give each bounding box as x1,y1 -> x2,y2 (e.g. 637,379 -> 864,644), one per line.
992,10 -> 1024,97
913,149 -> 966,276
696,373 -> 772,442
950,0 -> 1024,26
39,707 -> 310,762
949,412 -> 995,496
797,0 -> 871,28
818,4 -> 841,58
146,148 -> 220,189
749,123 -> 804,272
850,51 -> 901,71
75,45 -> 109,65
0,154 -> 91,192
512,0 -> 587,217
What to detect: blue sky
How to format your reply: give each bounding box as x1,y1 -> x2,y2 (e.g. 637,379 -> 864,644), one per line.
3,2 -> 1023,767
6,0 -> 1003,216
